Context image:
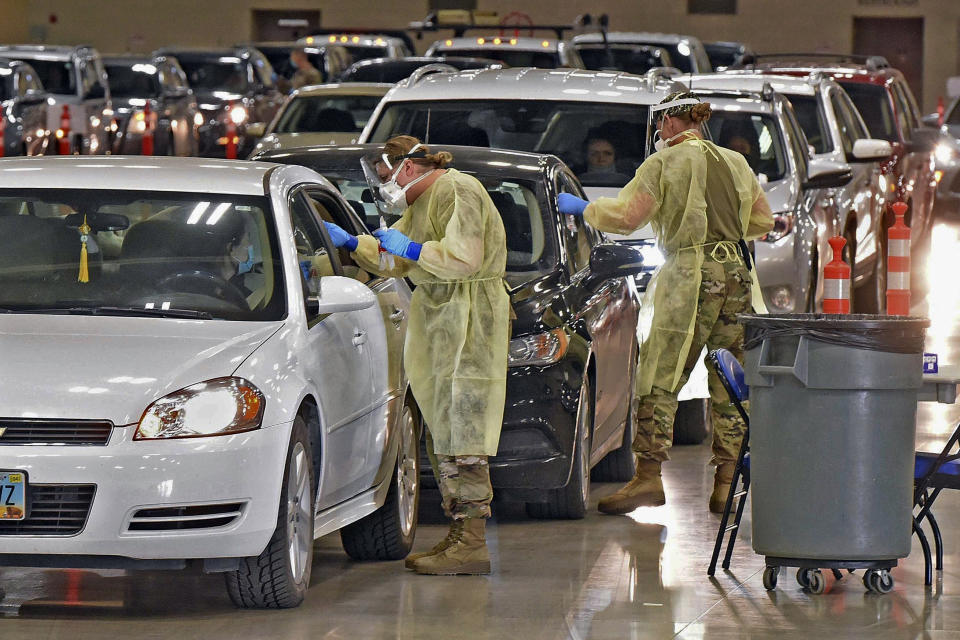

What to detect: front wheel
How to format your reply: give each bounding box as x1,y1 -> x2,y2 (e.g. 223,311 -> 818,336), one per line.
341,396 -> 421,560
225,417 -> 314,609
527,377 -> 593,520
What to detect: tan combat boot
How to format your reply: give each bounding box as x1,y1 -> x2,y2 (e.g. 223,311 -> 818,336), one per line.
404,519 -> 464,570
597,459 -> 665,515
412,518 -> 491,575
709,462 -> 736,514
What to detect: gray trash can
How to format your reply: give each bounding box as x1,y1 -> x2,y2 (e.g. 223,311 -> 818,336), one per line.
740,313 -> 929,564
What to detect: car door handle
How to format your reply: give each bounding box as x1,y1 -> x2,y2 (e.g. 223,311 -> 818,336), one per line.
389,307 -> 405,325
352,331 -> 367,347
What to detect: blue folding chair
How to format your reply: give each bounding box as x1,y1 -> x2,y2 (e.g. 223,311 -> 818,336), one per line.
913,426 -> 960,586
707,349 -> 751,577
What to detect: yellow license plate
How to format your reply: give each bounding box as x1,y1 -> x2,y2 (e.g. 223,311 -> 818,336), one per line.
0,470 -> 26,520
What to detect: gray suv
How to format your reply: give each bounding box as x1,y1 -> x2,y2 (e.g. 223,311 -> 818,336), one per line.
0,45 -> 112,155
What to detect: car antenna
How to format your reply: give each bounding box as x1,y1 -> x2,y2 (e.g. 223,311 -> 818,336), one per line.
425,108 -> 431,144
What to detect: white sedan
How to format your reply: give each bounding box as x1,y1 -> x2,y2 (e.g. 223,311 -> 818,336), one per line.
0,156 -> 419,609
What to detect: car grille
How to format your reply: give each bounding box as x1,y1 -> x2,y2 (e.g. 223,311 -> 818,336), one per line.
126,502 -> 246,532
0,484 -> 96,536
0,419 -> 113,445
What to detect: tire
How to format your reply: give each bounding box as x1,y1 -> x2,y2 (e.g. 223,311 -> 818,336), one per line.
225,417 -> 314,609
672,398 -> 711,445
591,399 -> 636,482
341,396 -> 421,560
806,569 -> 825,595
762,566 -> 779,591
526,377 -> 593,520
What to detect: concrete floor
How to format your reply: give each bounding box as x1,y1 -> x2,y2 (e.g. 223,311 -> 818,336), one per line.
3,222 -> 960,639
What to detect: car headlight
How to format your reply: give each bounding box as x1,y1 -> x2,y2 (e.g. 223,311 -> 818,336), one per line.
507,329 -> 568,367
228,104 -> 248,126
935,142 -> 955,166
194,111 -> 205,127
762,212 -> 793,242
135,377 -> 264,440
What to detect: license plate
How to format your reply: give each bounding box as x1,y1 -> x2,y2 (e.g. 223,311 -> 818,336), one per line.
0,471 -> 26,520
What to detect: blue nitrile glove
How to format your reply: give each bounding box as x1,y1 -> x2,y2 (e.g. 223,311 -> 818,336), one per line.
324,221 -> 358,251
557,193 -> 589,216
299,260 -> 312,281
374,228 -> 422,261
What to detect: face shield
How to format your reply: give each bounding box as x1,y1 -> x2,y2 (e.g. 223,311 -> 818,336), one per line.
650,97 -> 701,152
360,143 -> 436,216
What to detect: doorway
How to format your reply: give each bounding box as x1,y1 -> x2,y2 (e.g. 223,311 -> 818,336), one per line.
853,17 -> 924,101
252,10 -> 321,42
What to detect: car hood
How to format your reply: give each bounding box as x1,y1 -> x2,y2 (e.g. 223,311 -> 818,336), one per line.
0,315 -> 282,424
260,132 -> 360,151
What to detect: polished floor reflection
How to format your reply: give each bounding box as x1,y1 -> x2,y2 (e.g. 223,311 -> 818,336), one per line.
3,222 -> 960,639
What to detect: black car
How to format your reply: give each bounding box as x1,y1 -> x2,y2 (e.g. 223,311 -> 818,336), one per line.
0,58 -> 50,156
338,56 -> 506,83
253,144 -> 644,519
156,46 -> 284,158
102,54 -> 200,156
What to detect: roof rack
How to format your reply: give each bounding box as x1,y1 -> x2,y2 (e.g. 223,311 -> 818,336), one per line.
745,53 -> 890,71
407,12 -> 585,40
303,28 -> 417,54
403,63 -> 460,87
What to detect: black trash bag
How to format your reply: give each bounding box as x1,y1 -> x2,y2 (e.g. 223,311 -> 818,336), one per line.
739,313 -> 929,355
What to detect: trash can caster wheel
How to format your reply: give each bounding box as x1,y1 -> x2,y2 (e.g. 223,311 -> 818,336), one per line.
866,569 -> 894,594
806,570 -> 825,595
796,568 -> 810,588
762,566 -> 779,590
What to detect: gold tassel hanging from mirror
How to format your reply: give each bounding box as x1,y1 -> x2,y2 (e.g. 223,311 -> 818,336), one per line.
78,216 -> 90,283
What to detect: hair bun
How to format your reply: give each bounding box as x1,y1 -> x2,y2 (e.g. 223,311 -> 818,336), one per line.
690,102 -> 713,124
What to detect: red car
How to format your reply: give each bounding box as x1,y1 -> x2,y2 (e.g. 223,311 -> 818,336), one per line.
744,54 -> 938,251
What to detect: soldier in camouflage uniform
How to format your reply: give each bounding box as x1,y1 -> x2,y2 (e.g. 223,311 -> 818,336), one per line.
557,91 -> 773,514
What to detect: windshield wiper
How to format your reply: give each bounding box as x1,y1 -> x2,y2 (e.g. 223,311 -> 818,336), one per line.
5,305 -> 214,320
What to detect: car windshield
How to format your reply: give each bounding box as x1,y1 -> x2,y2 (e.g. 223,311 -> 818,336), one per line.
368,100 -> 650,188
706,112 -> 787,181
275,94 -> 383,133
787,94 -> 832,154
344,45 -> 390,62
577,46 -> 669,74
25,59 -> 76,95
179,59 -> 248,93
440,49 -> 560,69
839,82 -> 897,142
105,63 -> 160,98
0,190 -> 285,321
705,47 -> 741,70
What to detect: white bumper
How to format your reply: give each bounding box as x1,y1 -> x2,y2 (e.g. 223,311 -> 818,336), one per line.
0,420 -> 292,561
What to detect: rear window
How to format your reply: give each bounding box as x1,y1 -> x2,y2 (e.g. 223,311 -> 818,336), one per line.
105,63 -> 160,98
439,49 -> 560,69
344,45 -> 391,62
577,46 -> 670,74
787,95 -> 832,154
368,99 -> 650,188
839,82 -> 898,142
706,112 -> 787,180
274,94 -> 384,133
179,58 -> 249,93
25,59 -> 76,95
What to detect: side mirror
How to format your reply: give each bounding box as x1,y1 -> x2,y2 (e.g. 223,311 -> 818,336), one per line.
848,138 -> 893,162
306,275 -> 376,317
921,112 -> 942,128
585,243 -> 645,290
802,158 -> 853,190
245,122 -> 266,138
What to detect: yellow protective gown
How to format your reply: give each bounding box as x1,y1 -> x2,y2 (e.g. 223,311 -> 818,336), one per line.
352,169 -> 510,456
584,136 -> 773,397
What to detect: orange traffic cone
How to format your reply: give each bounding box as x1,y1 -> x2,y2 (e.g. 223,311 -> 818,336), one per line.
886,202 -> 911,316
141,102 -> 154,156
823,236 -> 851,314
225,101 -> 237,160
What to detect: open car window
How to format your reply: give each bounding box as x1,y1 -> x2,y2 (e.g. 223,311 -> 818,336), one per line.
0,189 -> 285,321
706,111 -> 788,181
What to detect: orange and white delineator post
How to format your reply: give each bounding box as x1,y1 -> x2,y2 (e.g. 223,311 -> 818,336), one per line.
823,236 -> 851,314
886,201 -> 911,316
57,105 -> 71,155
140,101 -> 154,156
224,101 -> 238,160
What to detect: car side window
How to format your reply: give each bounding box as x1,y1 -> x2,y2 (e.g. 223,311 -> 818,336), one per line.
304,188 -> 374,285
80,59 -> 104,99
288,190 -> 341,304
892,82 -> 918,140
829,90 -> 857,157
782,103 -> 809,179
557,172 -> 595,273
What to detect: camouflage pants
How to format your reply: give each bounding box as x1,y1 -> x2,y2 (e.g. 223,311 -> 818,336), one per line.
633,259 -> 751,465
425,430 -> 493,520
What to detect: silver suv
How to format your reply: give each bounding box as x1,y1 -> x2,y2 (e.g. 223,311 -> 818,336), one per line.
570,32 -> 713,74
721,70 -> 894,311
0,45 -> 112,155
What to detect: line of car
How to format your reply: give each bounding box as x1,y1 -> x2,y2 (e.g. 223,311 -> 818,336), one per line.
0,25 -> 955,610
